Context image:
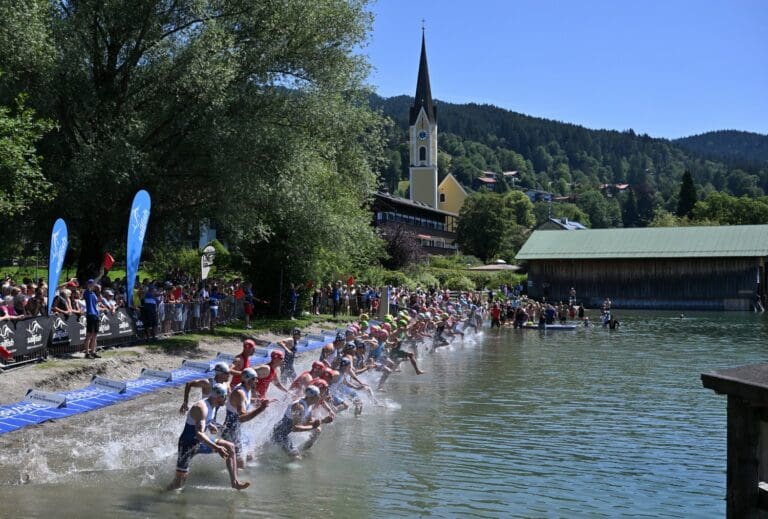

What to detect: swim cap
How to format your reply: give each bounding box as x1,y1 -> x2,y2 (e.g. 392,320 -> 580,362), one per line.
311,378 -> 328,390
305,385 -> 320,397
382,323 -> 392,332
335,333 -> 344,342
359,321 -> 369,329
312,361 -> 325,371
321,368 -> 335,381
340,357 -> 351,366
241,367 -> 257,382
213,362 -> 230,374
360,313 -> 369,321
210,383 -> 228,399
243,339 -> 256,350
344,342 -> 355,350
292,327 -> 301,336
270,349 -> 284,360
397,320 -> 408,328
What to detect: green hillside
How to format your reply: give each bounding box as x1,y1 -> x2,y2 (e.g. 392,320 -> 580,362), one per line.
371,94 -> 768,227
674,130 -> 768,170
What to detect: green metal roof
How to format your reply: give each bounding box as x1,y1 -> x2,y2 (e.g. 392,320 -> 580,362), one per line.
516,225 -> 768,260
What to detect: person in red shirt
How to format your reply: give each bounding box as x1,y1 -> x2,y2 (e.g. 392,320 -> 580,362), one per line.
230,339 -> 256,386
254,350 -> 289,399
490,303 -> 502,329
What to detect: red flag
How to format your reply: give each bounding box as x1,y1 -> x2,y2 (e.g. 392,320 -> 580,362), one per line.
347,277 -> 355,286
306,280 -> 314,289
102,252 -> 115,271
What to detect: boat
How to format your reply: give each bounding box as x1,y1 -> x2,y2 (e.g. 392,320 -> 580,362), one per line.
521,323 -> 577,330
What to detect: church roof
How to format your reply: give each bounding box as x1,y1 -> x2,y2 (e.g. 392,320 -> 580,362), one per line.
409,32 -> 437,126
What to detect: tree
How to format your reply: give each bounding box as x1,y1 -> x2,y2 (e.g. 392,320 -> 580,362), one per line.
0,92 -> 54,217
0,0 -> 386,295
379,222 -> 425,270
622,189 -> 640,227
676,170 -> 697,217
456,192 -> 533,262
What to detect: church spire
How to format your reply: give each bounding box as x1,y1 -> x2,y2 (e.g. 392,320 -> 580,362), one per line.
409,30 -> 436,126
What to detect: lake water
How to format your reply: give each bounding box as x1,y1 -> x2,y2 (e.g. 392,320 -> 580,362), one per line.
0,311 -> 765,518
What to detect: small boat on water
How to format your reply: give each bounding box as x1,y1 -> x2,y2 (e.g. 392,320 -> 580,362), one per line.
521,323 -> 577,331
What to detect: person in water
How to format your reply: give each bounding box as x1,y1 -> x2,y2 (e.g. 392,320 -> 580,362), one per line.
229,338 -> 257,386
271,385 -> 332,459
179,362 -> 231,414
254,350 -> 290,399
222,368 -> 271,468
278,327 -> 301,383
168,383 -> 249,491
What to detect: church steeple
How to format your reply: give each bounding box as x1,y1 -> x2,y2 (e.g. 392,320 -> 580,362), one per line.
409,30 -> 437,126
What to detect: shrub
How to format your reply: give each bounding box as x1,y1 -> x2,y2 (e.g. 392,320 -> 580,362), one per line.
443,274 -> 475,291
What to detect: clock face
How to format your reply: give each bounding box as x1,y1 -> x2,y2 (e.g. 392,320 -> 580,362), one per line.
418,130 -> 428,140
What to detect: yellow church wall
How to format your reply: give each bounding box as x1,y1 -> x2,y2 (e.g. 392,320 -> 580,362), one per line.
438,174 -> 467,214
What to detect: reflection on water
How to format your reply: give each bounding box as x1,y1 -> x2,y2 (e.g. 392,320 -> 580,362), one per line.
0,311 -> 765,517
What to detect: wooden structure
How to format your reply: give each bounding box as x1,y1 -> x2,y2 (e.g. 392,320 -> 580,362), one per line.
702,363 -> 768,517
516,225 -> 768,310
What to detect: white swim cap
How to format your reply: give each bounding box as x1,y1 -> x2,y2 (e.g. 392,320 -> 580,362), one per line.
210,383 -> 228,399
305,385 -> 320,397
241,367 -> 257,382
213,362 -> 230,374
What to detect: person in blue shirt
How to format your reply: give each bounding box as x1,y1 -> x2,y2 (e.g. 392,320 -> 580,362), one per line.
332,281 -> 341,317
83,279 -> 102,359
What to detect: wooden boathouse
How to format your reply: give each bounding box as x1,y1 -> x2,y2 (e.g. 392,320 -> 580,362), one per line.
516,225 -> 768,310
702,363 -> 768,517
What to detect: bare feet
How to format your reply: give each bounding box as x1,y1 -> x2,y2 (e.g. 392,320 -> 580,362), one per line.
232,480 -> 250,491
416,369 -> 425,375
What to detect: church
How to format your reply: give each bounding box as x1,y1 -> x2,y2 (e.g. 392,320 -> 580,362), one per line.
372,31 -> 467,254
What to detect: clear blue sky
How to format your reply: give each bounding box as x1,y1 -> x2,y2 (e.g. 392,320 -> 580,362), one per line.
364,0 -> 768,139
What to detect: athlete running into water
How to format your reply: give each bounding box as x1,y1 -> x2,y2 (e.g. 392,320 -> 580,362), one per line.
222,368 -> 271,468
271,385 -> 332,459
168,384 -> 249,491
230,338 -> 257,386
179,362 -> 231,414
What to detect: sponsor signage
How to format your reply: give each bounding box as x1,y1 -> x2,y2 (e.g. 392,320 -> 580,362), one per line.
182,360 -> 212,372
90,376 -> 128,394
140,369 -> 173,382
24,389 -> 67,408
14,317 -> 51,356
114,310 -> 135,336
51,316 -> 70,345
69,315 -> 86,347
0,322 -> 16,355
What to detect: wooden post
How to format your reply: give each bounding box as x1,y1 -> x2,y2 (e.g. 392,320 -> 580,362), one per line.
727,395 -> 759,517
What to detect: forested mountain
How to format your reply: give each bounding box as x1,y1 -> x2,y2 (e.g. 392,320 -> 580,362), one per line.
371,94 -> 768,228
674,130 -> 768,171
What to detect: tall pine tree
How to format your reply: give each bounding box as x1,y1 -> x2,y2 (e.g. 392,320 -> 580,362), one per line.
676,170 -> 698,217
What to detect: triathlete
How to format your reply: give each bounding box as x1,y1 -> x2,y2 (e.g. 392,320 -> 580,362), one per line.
230,338 -> 257,386
290,360 -> 327,394
271,385 -> 332,459
222,368 -> 271,468
278,327 -> 301,383
254,350 -> 290,399
167,383 -> 249,491
179,361 -> 231,414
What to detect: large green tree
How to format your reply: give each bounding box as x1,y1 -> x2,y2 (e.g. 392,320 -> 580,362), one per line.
456,191 -> 533,262
676,170 -> 697,217
0,0 -> 385,296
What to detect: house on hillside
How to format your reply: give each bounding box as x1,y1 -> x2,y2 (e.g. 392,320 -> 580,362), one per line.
516,225 -> 768,310
538,217 -> 588,230
472,175 -> 497,191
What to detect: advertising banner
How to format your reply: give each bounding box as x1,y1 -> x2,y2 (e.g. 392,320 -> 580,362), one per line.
47,219 -> 68,314
201,245 -> 216,281
13,317 -> 51,357
126,190 -> 151,308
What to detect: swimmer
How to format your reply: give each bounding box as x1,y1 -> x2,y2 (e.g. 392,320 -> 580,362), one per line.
290,361 -> 327,394
230,338 -> 257,386
278,327 -> 301,383
221,368 -> 271,468
254,350 -> 290,400
167,384 -> 249,491
270,385 -> 331,459
179,362 -> 231,414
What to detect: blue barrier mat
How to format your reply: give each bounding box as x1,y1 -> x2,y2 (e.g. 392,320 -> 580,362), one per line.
0,330 -> 339,436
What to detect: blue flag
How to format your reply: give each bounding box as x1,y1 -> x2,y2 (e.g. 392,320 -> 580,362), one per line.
47,219 -> 68,314
126,190 -> 151,308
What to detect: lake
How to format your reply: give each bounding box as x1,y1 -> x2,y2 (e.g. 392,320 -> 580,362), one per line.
0,310 -> 765,517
